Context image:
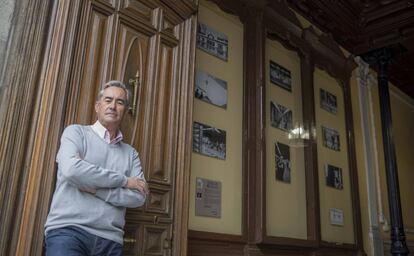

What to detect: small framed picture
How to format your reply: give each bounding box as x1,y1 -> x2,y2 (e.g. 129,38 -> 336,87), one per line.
325,164 -> 343,189
322,126 -> 340,151
329,208 -> 344,226
269,60 -> 292,92
195,70 -> 228,109
275,142 -> 291,183
320,88 -> 338,114
197,23 -> 228,61
193,122 -> 226,160
270,101 -> 293,132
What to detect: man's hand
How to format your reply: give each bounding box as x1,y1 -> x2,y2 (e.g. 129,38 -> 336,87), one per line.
125,177 -> 149,195
79,187 -> 97,194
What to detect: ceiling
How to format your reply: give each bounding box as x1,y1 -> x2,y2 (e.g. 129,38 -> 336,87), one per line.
286,0 -> 414,99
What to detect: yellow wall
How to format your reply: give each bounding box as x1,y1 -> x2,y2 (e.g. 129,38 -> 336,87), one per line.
188,0 -> 244,235
390,86 -> 414,235
371,81 -> 414,241
265,39 -> 307,239
314,68 -> 355,244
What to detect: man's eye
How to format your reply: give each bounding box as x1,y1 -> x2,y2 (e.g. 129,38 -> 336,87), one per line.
117,100 -> 125,106
104,98 -> 112,102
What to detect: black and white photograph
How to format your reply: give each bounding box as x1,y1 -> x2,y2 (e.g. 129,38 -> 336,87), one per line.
320,88 -> 338,114
275,142 -> 291,183
322,126 -> 340,151
195,70 -> 228,109
270,101 -> 293,132
197,23 -> 228,61
269,60 -> 292,92
325,164 -> 343,190
193,122 -> 226,160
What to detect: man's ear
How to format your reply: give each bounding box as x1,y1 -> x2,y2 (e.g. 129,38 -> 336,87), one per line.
95,102 -> 99,113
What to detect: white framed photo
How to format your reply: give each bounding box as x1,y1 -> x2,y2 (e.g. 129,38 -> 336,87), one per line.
197,23 -> 228,61
193,122 -> 226,160
320,88 -> 338,114
270,60 -> 292,92
270,101 -> 293,132
322,126 -> 340,151
275,142 -> 291,183
325,164 -> 343,190
195,70 -> 228,109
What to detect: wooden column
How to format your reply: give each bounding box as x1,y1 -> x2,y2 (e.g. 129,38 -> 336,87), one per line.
244,6 -> 265,246
362,46 -> 409,256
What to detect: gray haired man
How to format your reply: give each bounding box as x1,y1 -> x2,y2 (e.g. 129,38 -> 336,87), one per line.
44,80 -> 148,256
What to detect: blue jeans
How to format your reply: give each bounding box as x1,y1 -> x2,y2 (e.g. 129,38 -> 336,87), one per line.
45,226 -> 123,256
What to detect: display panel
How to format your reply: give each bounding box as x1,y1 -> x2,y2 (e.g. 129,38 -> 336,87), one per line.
189,0 -> 244,235
265,39 -> 307,239
314,68 -> 355,244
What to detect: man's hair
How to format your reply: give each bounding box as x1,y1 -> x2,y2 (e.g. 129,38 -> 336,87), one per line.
97,80 -> 130,106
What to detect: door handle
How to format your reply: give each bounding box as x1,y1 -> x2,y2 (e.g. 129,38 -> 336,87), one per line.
128,70 -> 140,116
123,237 -> 136,244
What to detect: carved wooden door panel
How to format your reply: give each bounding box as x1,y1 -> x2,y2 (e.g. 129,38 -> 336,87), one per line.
64,0 -> 196,255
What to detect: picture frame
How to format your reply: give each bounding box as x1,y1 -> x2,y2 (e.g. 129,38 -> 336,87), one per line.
325,164 -> 343,190
269,60 -> 292,92
275,142 -> 291,183
320,88 -> 338,114
197,23 -> 228,61
322,126 -> 340,151
270,101 -> 293,132
193,122 -> 226,160
195,70 -> 228,109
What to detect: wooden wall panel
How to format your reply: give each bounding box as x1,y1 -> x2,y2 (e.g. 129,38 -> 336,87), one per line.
72,4 -> 114,125
148,43 -> 177,185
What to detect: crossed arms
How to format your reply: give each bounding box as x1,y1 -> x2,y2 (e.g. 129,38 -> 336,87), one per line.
56,125 -> 148,208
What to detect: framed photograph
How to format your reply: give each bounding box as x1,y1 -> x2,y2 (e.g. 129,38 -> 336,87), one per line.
193,122 -> 226,160
275,142 -> 291,183
269,60 -> 292,92
270,101 -> 293,132
195,70 -> 228,109
197,23 -> 228,61
322,126 -> 340,151
320,88 -> 338,114
325,164 -> 343,189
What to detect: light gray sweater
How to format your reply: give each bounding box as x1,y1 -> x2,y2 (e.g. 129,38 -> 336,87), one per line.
45,124 -> 146,244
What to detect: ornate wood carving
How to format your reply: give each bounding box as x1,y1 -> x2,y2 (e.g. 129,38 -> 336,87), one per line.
0,0 -> 55,254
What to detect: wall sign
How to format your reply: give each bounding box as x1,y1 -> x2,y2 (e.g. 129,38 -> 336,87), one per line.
195,177 -> 222,218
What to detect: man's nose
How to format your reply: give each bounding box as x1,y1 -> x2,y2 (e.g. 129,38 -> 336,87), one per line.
109,100 -> 116,109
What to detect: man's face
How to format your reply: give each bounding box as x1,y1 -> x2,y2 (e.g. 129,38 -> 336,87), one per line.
95,86 -> 128,130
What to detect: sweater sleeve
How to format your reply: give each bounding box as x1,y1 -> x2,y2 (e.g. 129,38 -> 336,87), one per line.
94,149 -> 147,208
57,125 -> 127,189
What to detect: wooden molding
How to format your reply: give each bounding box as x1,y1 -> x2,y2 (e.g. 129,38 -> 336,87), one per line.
172,15 -> 197,256
0,0 -> 54,254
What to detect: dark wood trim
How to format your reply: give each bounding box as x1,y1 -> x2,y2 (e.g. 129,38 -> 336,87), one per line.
244,6 -> 266,244
261,236 -> 318,248
172,15 -> 197,256
320,241 -> 357,250
300,54 -> 321,243
342,77 -> 365,253
189,230 -> 246,244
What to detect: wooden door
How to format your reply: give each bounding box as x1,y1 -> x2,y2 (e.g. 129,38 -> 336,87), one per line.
63,0 -> 196,255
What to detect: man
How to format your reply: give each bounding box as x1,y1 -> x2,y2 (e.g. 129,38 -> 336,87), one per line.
44,80 -> 148,256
